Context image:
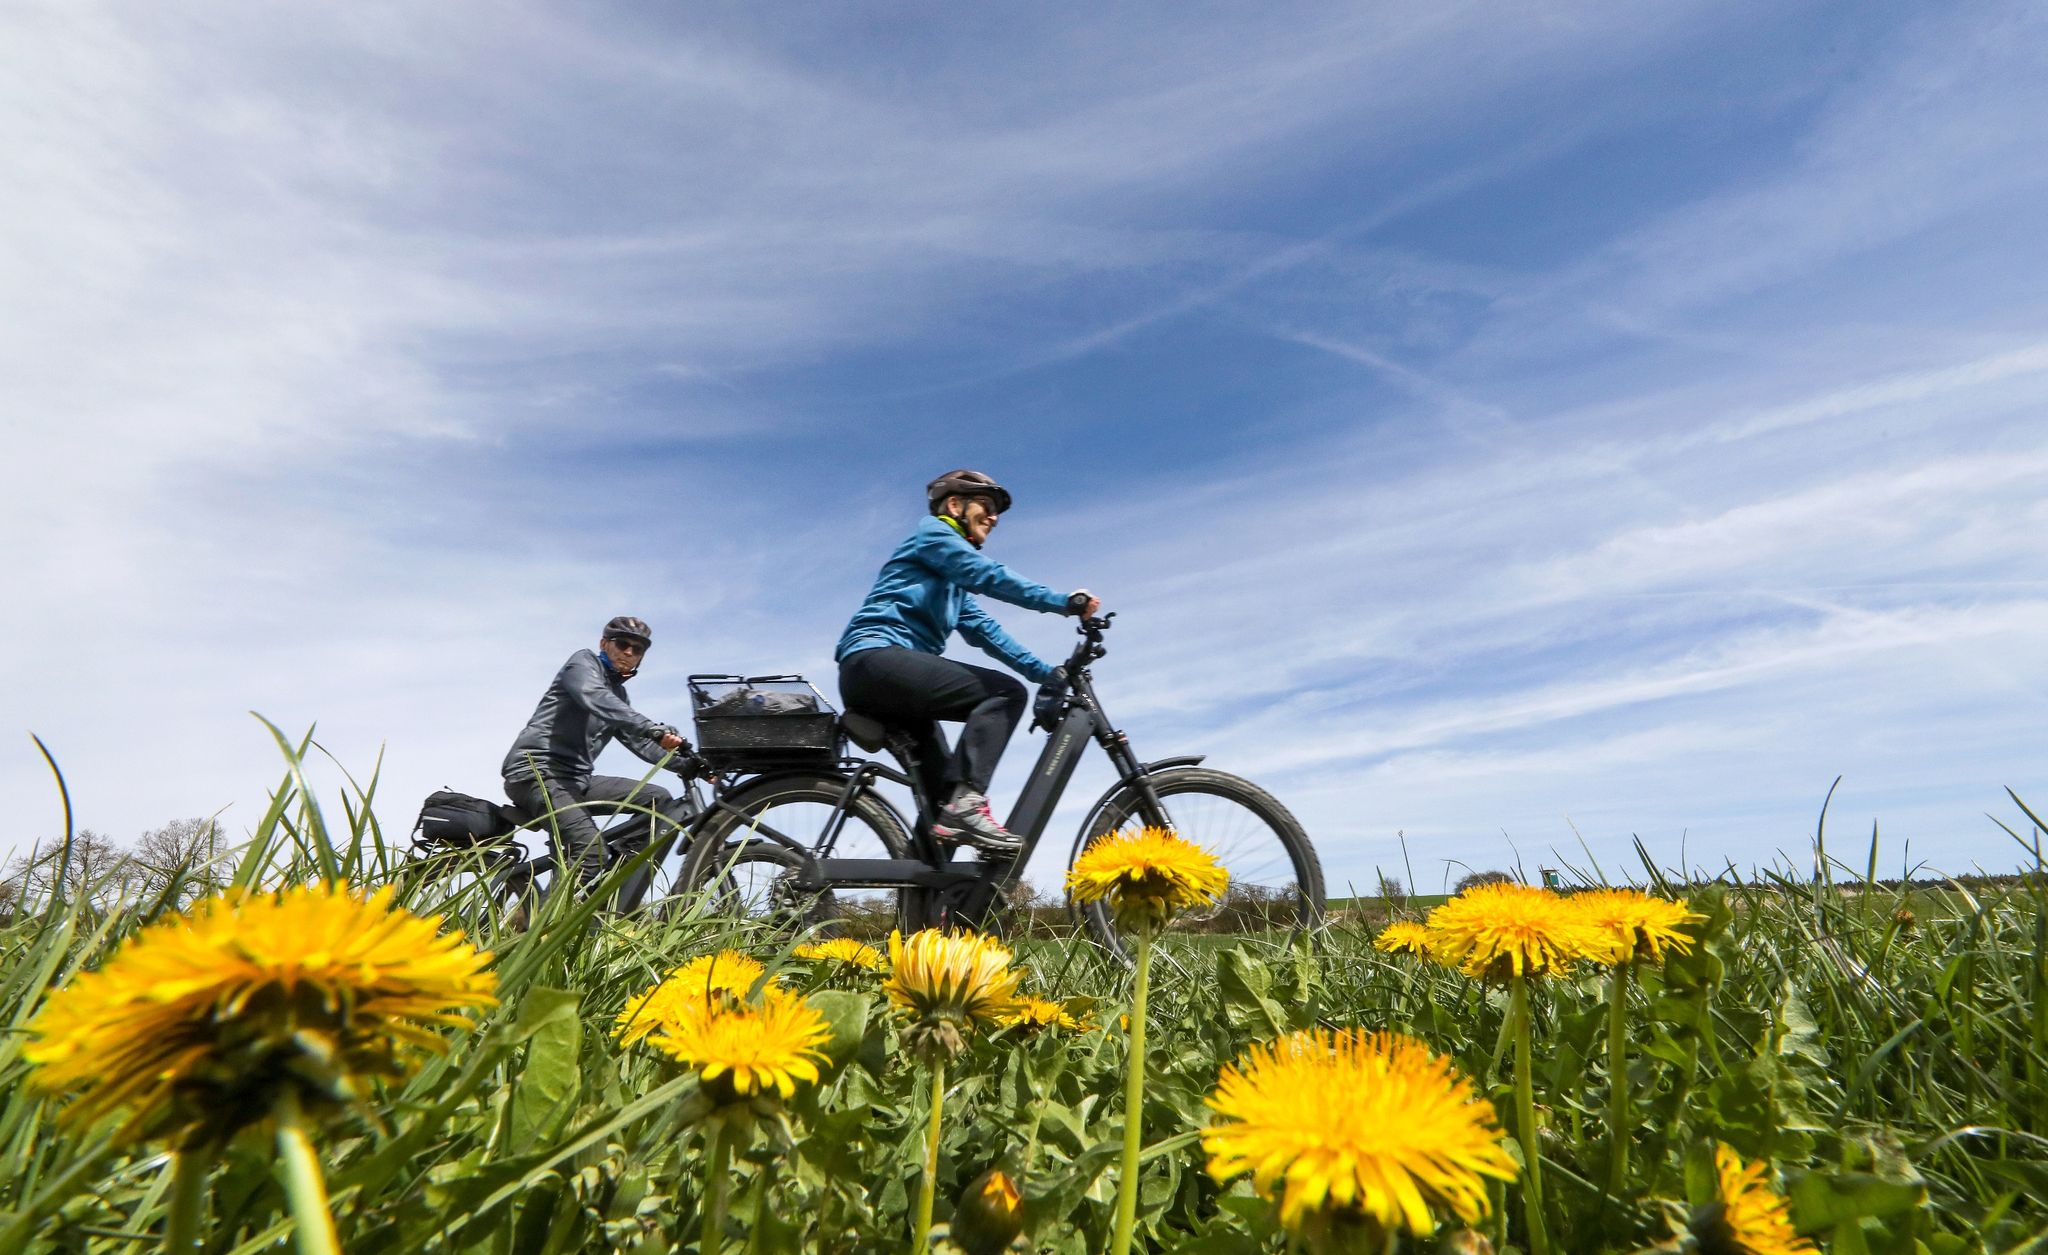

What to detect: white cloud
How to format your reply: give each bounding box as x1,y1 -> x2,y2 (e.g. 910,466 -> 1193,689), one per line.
4,0 -> 2044,911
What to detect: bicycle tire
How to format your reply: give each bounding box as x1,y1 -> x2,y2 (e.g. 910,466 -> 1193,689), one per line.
675,773 -> 918,939
1070,766 -> 1324,962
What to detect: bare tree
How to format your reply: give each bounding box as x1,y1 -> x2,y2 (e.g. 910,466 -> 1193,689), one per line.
4,829 -> 142,912
132,817 -> 236,906
1452,869 -> 1515,894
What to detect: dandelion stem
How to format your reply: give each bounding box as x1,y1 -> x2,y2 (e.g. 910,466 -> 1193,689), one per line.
1510,975 -> 1551,1255
164,1149 -> 207,1253
701,1120 -> 731,1255
914,1056 -> 947,1252
1605,962 -> 1632,1196
1486,990 -> 1513,1086
273,1090 -> 342,1255
1109,926 -> 1154,1255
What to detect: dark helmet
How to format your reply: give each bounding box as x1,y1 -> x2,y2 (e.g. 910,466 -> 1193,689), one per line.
602,615 -> 653,646
927,469 -> 1012,515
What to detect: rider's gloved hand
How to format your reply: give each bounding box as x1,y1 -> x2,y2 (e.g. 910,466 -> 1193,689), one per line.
656,728 -> 687,752
1065,590 -> 1101,617
1032,666 -> 1069,731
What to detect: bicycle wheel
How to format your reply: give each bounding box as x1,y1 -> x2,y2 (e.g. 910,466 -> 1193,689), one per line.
675,773 -> 917,939
491,857 -> 543,933
1071,767 -> 1324,961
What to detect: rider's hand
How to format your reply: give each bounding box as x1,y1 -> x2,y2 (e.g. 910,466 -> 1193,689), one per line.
658,730 -> 685,751
1066,590 -> 1102,617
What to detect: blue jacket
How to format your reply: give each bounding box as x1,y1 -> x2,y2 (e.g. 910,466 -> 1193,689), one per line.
836,516 -> 1070,682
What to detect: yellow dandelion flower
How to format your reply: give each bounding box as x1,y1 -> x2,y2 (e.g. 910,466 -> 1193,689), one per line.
615,950 -> 768,1045
883,929 -> 1021,1060
1003,995 -> 1092,1034
792,938 -> 884,970
1373,921 -> 1434,957
24,882 -> 495,1144
1699,1144 -> 1818,1255
1570,889 -> 1705,966
1425,882 -> 1606,980
1065,826 -> 1229,932
1204,1028 -> 1517,1240
647,986 -> 832,1102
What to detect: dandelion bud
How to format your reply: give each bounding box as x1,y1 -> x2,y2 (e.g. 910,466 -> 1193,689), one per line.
950,1168 -> 1025,1255
903,1016 -> 967,1065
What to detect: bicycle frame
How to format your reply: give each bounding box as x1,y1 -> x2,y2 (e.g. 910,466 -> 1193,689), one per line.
724,615 -> 1195,923
494,773 -> 715,912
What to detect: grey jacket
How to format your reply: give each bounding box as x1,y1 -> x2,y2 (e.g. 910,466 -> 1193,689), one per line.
501,649 -> 673,787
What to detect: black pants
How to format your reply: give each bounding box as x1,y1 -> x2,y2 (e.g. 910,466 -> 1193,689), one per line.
504,773 -> 674,891
839,648 -> 1027,802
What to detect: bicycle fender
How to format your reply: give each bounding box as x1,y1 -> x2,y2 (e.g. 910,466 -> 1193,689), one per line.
1066,757 -> 1207,870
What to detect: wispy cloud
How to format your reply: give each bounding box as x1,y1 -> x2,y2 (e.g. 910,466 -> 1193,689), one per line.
4,0 -> 2043,902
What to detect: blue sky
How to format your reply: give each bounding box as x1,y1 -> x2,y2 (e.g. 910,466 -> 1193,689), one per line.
5,0 -> 2046,894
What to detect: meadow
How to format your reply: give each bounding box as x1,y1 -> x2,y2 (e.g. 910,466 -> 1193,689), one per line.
2,743 -> 2044,1254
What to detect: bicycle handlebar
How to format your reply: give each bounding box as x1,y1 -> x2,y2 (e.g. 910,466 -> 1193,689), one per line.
1064,611 -> 1115,672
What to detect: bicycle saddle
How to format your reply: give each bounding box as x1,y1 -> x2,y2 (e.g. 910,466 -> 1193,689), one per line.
838,710 -> 891,754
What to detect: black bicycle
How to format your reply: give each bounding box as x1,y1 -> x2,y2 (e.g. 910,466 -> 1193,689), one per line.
405,759 -> 718,929
673,613 -> 1325,959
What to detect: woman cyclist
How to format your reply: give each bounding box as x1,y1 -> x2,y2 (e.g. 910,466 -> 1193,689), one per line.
835,470 -> 1101,851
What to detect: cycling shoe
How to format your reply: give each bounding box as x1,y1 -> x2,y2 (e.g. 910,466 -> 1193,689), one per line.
932,791 -> 1023,853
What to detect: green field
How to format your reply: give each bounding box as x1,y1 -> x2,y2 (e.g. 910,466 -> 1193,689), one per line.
3,751 -> 2045,1253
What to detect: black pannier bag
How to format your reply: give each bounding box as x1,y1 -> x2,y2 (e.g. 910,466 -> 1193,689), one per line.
689,674 -> 842,768
414,788 -> 520,848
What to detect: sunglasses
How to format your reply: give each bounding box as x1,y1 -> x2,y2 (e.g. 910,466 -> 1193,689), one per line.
606,636 -> 649,653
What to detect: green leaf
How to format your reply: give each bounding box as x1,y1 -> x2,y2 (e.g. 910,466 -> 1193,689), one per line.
508,987 -> 582,1152
1979,1160 -> 2048,1202
806,990 -> 871,1075
1775,984 -> 1830,1067
1215,949 -> 1288,1038
1787,1169 -> 1928,1226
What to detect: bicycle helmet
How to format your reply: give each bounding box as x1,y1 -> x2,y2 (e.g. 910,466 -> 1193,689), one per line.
927,469 -> 1012,516
602,615 -> 652,646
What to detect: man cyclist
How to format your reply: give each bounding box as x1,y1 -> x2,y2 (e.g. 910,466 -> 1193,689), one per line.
502,615 -> 691,893
836,470 -> 1101,852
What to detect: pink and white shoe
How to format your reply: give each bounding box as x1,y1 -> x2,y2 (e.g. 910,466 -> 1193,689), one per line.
931,790 -> 1023,853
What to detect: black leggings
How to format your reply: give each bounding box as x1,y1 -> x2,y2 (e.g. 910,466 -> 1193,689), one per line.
838,647 -> 1028,800
504,773 -> 675,889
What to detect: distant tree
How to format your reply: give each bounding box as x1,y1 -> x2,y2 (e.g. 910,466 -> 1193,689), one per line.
1375,874 -> 1408,910
4,829 -> 141,912
132,817 -> 236,906
1452,869 -> 1515,894
998,880 -> 1040,908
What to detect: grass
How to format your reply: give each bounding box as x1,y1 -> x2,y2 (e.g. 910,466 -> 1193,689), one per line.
2,735 -> 2045,1252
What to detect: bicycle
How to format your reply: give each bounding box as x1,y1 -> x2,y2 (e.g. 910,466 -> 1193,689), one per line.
673,613 -> 1326,960
410,739 -> 901,931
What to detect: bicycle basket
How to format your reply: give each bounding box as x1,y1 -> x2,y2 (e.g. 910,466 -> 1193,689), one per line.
688,674 -> 842,768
